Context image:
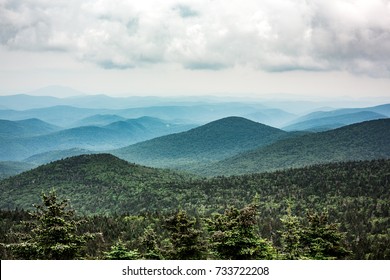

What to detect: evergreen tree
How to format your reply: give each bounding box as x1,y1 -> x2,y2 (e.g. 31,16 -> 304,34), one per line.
206,203 -> 276,260
279,210 -> 351,260
9,191 -> 92,259
303,212 -> 351,260
139,225 -> 164,260
104,240 -> 141,260
164,209 -> 207,260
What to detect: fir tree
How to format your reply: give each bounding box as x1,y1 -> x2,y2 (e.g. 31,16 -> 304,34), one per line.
207,203 -> 276,260
9,191 -> 93,259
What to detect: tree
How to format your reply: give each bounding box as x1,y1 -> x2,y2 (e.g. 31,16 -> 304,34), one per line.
9,191 -> 92,259
104,240 -> 140,260
206,203 -> 276,260
139,225 -> 164,260
279,210 -> 351,260
164,209 -> 207,260
303,211 -> 351,260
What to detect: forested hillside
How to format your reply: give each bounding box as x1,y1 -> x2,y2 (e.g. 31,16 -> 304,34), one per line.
112,116 -> 290,169
200,119 -> 390,176
0,155 -> 389,259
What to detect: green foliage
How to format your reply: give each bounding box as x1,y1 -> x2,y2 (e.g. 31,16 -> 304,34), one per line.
280,210 -> 350,260
207,203 -> 276,260
104,240 -> 141,260
0,156 -> 389,259
8,191 -> 92,260
139,226 -> 164,260
164,209 -> 207,260
303,212 -> 351,259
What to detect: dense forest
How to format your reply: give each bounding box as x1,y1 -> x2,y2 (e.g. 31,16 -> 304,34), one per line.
1,155 -> 389,259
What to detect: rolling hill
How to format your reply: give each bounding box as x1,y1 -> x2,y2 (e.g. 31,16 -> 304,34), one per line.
0,154 -> 193,215
199,119 -> 390,176
112,116 -> 291,169
0,154 -> 389,259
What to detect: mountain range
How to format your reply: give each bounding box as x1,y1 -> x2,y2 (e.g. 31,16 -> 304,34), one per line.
0,116 -> 196,161
0,92 -> 389,178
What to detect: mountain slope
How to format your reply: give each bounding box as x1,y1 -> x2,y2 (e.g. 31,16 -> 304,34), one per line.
112,116 -> 290,169
0,154 -> 192,214
199,119 -> 390,176
283,111 -> 388,131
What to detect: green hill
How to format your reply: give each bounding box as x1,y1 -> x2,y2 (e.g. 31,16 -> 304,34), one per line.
1,156 -> 389,259
112,116 -> 290,169
0,154 -> 193,215
199,119 -> 390,176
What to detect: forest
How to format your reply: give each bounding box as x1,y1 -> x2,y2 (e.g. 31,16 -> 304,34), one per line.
1,156 -> 389,260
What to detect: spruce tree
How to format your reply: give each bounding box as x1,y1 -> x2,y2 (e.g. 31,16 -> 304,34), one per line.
207,203 -> 276,260
164,209 -> 207,260
9,191 -> 92,259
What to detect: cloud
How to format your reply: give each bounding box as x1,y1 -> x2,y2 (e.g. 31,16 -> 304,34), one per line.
0,0 -> 390,76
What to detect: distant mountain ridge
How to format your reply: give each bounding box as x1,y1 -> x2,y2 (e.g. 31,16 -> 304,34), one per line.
0,118 -> 60,138
288,104 -> 390,125
283,111 -> 388,131
0,117 -> 197,161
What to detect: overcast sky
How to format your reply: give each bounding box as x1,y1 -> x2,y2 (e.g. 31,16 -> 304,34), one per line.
1,0 -> 390,99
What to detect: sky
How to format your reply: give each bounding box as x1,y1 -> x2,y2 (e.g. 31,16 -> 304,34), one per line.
0,0 -> 390,99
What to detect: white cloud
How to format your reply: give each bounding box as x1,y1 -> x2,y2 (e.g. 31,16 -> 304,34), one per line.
0,0 -> 390,77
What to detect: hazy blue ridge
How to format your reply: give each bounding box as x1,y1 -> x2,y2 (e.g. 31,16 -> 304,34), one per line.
283,111 -> 388,131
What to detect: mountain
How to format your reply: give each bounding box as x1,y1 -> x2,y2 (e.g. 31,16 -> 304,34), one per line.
0,161 -> 35,179
288,104 -> 390,125
0,154 -> 192,214
283,111 -> 388,131
0,118 -> 60,138
112,116 -> 290,169
0,116 -> 197,161
199,119 -> 390,176
0,95 -> 296,127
